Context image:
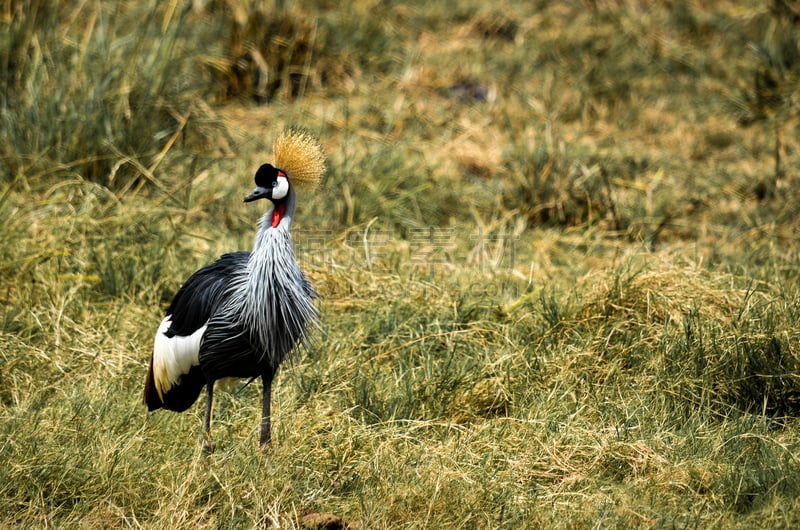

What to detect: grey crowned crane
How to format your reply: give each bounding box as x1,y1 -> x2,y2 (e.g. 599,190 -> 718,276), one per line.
143,129 -> 325,450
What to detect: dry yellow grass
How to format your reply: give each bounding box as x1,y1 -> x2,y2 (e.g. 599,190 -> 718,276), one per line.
1,1 -> 800,528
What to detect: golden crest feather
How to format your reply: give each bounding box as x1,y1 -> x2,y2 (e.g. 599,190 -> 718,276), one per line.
273,128 -> 326,192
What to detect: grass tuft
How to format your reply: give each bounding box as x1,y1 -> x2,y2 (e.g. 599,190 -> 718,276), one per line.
0,1 -> 220,190
200,2 -> 319,102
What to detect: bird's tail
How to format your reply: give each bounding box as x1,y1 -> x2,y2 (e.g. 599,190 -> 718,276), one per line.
143,355 -> 163,411
143,355 -> 205,412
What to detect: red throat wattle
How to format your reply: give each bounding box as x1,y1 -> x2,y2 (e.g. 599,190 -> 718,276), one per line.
271,203 -> 286,228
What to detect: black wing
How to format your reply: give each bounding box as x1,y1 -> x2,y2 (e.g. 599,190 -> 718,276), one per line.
164,251 -> 250,337
144,252 -> 250,412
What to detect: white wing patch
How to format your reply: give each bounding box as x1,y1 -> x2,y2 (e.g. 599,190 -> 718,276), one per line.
152,315 -> 206,400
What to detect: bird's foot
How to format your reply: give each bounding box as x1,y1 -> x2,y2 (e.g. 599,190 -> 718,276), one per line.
202,436 -> 216,454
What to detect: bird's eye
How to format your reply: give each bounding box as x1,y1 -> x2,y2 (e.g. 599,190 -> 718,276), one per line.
271,181 -> 278,188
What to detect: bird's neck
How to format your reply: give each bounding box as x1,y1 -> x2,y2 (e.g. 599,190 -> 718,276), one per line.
248,187 -> 298,285
256,187 -> 297,240
241,187 -> 303,356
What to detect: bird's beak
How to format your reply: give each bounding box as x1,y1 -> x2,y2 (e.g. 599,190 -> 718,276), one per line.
243,186 -> 270,203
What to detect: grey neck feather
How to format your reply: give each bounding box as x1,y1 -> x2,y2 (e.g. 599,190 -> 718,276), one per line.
233,186 -> 318,366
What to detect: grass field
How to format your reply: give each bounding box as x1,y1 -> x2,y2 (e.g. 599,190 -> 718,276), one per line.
2,1 -> 800,528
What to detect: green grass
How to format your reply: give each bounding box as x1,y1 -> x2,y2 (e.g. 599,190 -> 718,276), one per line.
2,1 -> 800,528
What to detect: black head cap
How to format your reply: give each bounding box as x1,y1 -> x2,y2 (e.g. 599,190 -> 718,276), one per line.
244,164 -> 289,203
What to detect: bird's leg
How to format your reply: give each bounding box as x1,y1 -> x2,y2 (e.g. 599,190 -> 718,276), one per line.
260,372 -> 273,446
202,381 -> 216,453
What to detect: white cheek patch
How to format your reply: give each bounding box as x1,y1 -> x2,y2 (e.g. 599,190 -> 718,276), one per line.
272,176 -> 289,200
152,316 -> 206,399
